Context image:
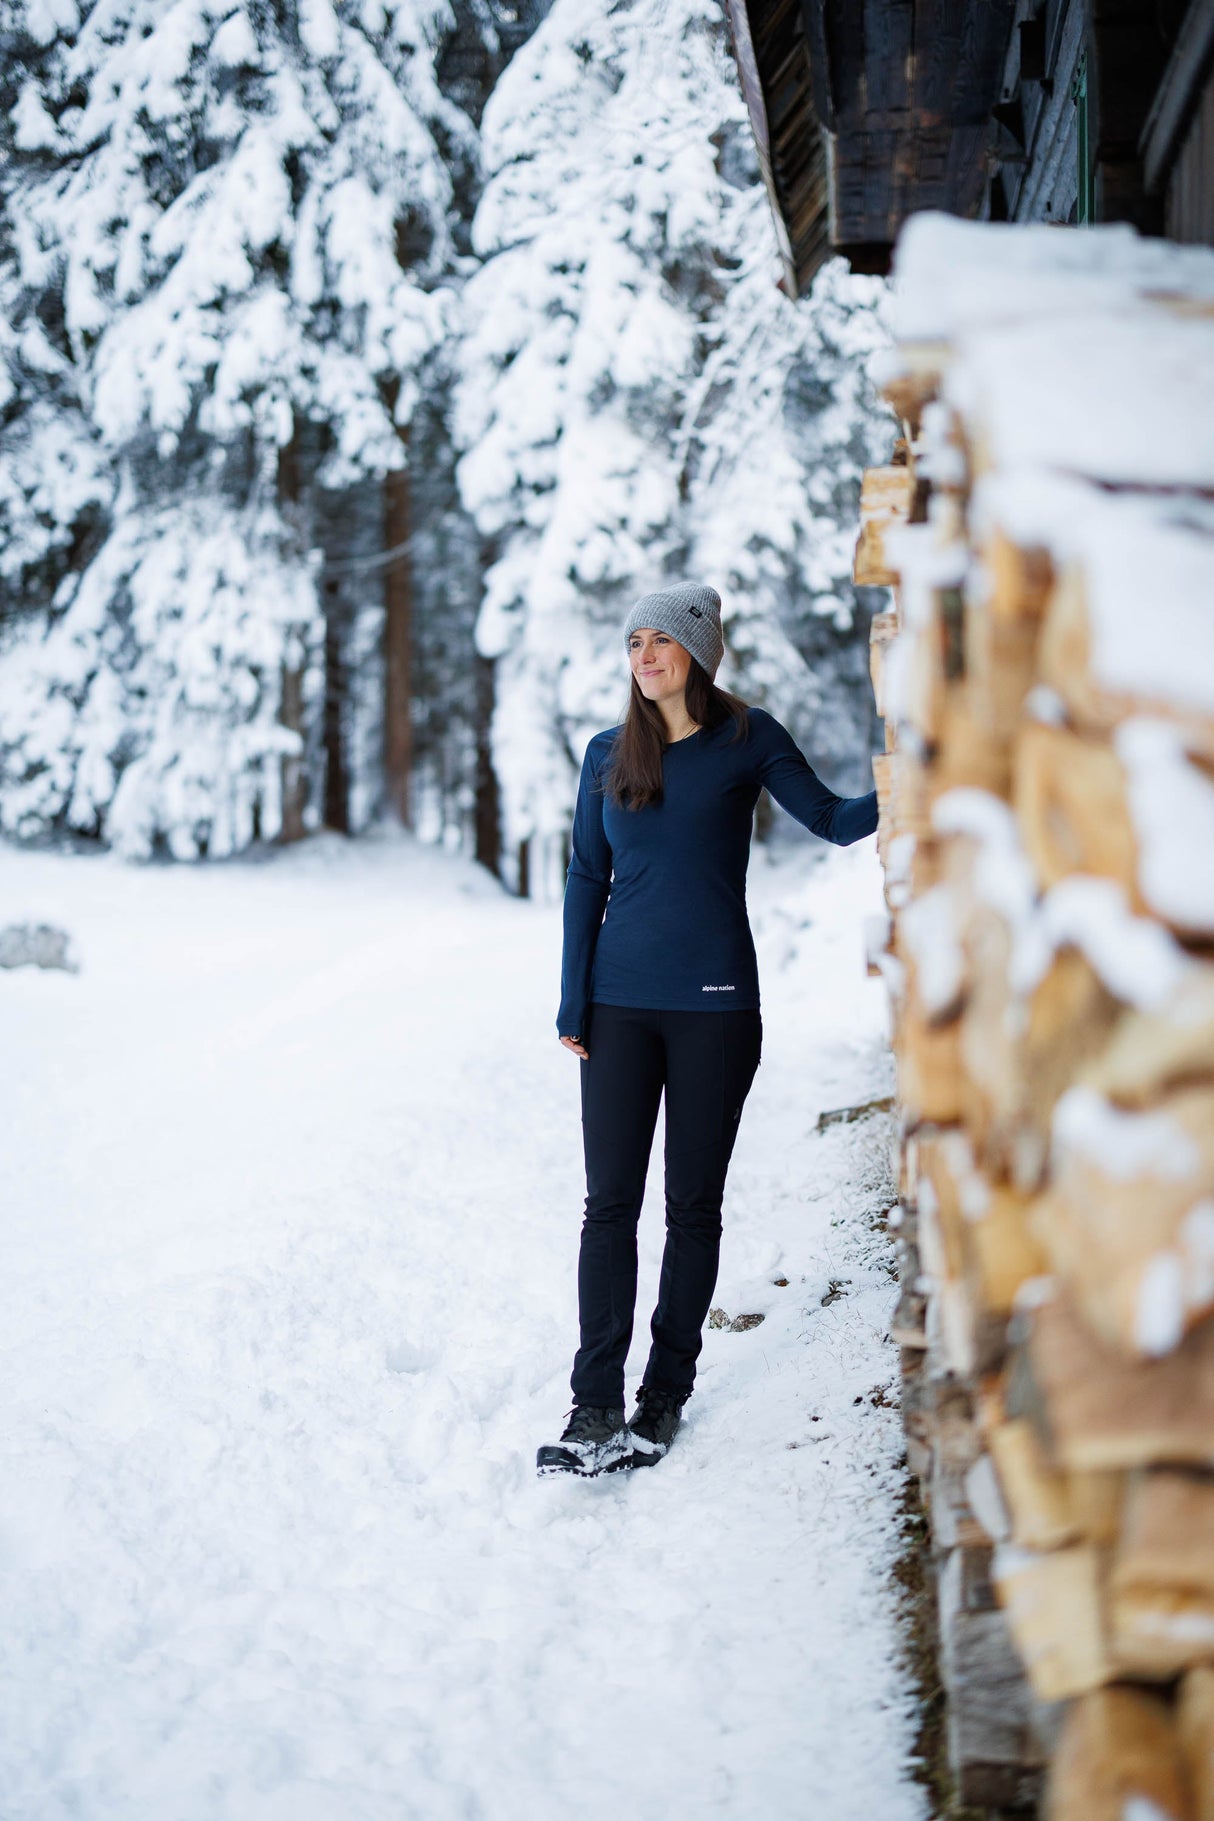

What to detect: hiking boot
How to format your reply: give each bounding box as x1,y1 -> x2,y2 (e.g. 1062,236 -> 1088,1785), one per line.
625,1385 -> 688,1465
536,1404 -> 631,1478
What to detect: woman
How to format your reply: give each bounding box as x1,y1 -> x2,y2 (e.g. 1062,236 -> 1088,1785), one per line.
536,583 -> 878,1478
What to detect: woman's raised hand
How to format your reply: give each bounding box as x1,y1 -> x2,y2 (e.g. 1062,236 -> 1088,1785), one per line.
560,1035 -> 589,1059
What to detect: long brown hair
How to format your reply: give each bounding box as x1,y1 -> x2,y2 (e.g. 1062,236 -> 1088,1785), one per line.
604,659 -> 749,810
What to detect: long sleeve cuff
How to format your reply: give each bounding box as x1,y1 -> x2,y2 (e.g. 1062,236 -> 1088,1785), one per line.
829,788 -> 878,845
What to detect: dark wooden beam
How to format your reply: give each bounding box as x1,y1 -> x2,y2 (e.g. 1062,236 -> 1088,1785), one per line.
724,0 -> 806,293
1142,0 -> 1214,192
798,0 -> 835,128
827,0 -> 1014,248
728,0 -> 1016,290
1088,0 -> 1173,231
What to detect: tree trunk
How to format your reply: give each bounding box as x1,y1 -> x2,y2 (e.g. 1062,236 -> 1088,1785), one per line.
277,426 -> 309,845
279,659 -> 307,843
383,457 -> 413,826
322,575 -> 350,833
474,652 -> 500,877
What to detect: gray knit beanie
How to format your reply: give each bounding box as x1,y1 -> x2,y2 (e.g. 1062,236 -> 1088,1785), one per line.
623,583 -> 725,681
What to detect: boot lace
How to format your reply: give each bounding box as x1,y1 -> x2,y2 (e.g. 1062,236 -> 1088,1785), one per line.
634,1387 -> 685,1428
561,1405 -> 620,1442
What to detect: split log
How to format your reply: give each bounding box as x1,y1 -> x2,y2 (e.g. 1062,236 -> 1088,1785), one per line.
1015,716 -> 1214,941
1037,1085 -> 1214,1357
933,687 -> 1014,799
935,1276 -> 1007,1381
854,466 -> 916,587
872,749 -> 893,829
896,887 -> 967,1026
869,609 -> 899,717
889,611 -> 952,745
959,916 -> 1123,1190
1014,1291 -> 1214,1473
888,743 -> 933,840
1039,554 -> 1214,763
916,1132 -> 1043,1312
875,745 -> 935,883
1110,1470 -> 1214,1680
894,999 -> 963,1127
1080,965 -> 1214,1107
927,1393 -> 989,1553
960,528 -> 1054,759
1180,1667 -> 1214,1821
963,1181 -> 1048,1320
899,1129 -> 919,1211
890,857 -> 966,1126
938,1543 -> 1047,1810
891,1282 -> 929,1351
914,1132 -> 1045,1374
915,1150 -> 956,1282
908,833 -> 946,897
1046,1684 -> 1194,1821
992,1543 -> 1113,1700
892,828 -> 989,999
975,527 -> 1055,627
900,1343 -> 934,1483
927,491 -> 967,547
987,1416 -> 1122,1553
878,355 -> 941,438
1015,720 -> 1140,899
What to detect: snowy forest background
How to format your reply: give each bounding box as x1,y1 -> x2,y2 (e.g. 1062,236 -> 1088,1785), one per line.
0,0 -> 894,896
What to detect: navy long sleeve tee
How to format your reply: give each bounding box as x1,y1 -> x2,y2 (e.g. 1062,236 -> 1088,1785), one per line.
557,706 -> 878,1039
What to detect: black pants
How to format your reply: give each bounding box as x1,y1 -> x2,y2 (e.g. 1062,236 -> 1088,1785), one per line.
570,1003 -> 763,1408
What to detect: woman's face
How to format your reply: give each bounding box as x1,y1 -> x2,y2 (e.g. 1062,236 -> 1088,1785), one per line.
628,628 -> 692,703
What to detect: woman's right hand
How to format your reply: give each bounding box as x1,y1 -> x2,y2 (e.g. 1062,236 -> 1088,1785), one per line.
560,1035 -> 589,1060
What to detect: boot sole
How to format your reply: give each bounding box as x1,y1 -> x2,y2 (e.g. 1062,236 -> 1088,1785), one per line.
535,1442 -> 633,1478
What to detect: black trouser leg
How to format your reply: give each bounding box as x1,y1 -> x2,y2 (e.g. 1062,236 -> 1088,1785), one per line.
570,1004 -> 762,1409
645,1008 -> 763,1397
570,1006 -> 663,1408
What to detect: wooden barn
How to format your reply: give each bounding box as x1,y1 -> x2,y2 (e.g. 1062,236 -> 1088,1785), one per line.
722,2 -> 1214,1817
723,0 -> 1214,293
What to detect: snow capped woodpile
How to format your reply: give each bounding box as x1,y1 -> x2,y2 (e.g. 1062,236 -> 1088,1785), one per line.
861,212 -> 1214,1817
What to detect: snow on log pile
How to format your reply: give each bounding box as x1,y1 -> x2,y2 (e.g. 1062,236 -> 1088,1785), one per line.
859,213 -> 1214,1819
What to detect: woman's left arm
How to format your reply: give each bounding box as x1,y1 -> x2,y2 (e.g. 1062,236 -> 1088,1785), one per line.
753,711 -> 878,846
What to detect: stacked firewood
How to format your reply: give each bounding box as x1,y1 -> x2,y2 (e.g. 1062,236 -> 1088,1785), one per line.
859,215 -> 1214,1818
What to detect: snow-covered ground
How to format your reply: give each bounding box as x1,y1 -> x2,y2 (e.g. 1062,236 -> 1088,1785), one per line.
1,830 -> 925,1821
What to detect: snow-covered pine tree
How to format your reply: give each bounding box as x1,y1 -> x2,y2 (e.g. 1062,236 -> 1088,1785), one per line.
691,251 -> 893,799
452,0 -> 892,894
407,343 -> 494,860
0,0 -> 490,857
